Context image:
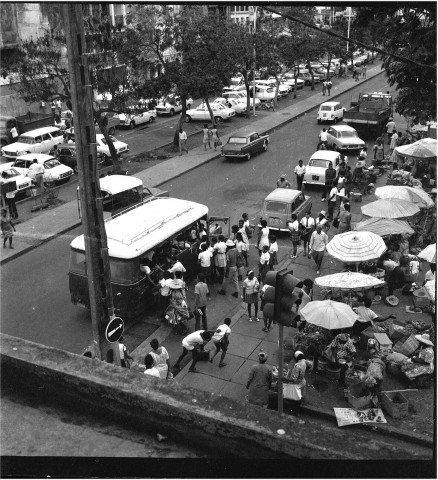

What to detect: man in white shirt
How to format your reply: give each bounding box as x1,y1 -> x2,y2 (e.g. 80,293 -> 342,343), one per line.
168,258 -> 187,276
352,298 -> 395,336
386,118 -> 396,144
27,159 -> 45,189
198,244 -> 212,282
300,211 -> 315,258
327,184 -> 338,221
294,160 -> 306,190
214,235 -> 227,293
309,224 -> 328,274
173,330 -> 213,373
178,128 -> 189,155
209,318 -> 231,367
318,128 -> 328,150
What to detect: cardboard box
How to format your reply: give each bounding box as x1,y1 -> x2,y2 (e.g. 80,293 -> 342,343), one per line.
389,320 -> 406,342
393,334 -> 420,357
381,392 -> 409,418
374,333 -> 393,352
360,327 -> 377,350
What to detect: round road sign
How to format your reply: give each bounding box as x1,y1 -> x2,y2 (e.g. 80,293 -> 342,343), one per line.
105,316 -> 124,343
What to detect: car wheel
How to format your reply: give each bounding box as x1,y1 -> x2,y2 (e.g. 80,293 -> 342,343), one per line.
317,119 -> 321,124
333,144 -> 339,152
130,121 -> 136,129
149,116 -> 155,123
108,127 -> 115,135
263,141 -> 268,152
73,165 -> 79,174
102,153 -> 111,165
246,152 -> 251,161
1,140 -> 7,148
214,116 -> 223,125
169,109 -> 175,117
334,117 -> 338,123
185,115 -> 192,123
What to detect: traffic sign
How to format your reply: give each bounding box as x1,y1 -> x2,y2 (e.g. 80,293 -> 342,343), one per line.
105,316 -> 124,343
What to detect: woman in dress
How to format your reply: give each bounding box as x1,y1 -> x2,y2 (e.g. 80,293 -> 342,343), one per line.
337,203 -> 351,233
242,270 -> 260,322
210,126 -> 221,150
288,213 -> 300,259
1,207 -> 16,248
257,219 -> 270,257
268,235 -> 279,270
372,138 -> 385,165
202,124 -> 211,150
149,338 -> 171,379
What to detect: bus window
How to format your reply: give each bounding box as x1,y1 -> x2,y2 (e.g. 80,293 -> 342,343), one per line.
70,250 -> 87,274
109,258 -> 140,284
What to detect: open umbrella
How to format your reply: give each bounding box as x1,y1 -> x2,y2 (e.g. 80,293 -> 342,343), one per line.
315,272 -> 385,290
361,199 -> 420,218
375,186 -> 434,209
418,243 -> 437,263
300,300 -> 358,330
354,217 -> 415,237
394,138 -> 437,158
326,231 -> 387,271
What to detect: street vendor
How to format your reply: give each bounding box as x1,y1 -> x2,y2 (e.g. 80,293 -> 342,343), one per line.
283,351 -> 313,416
364,349 -> 386,396
401,333 -> 434,388
352,298 -> 396,336
323,333 -> 356,386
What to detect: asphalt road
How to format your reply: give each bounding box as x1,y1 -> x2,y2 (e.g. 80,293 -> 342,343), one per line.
0,74 -> 399,354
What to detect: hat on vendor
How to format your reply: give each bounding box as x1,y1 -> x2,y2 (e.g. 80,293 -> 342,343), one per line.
320,210 -> 326,217
294,350 -> 304,360
415,333 -> 434,347
337,333 -> 349,343
225,239 -> 235,247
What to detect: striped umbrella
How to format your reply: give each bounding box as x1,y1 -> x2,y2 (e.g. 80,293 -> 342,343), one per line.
327,231 -> 387,271
354,217 -> 415,237
418,243 -> 437,264
361,199 -> 420,218
315,271 -> 385,290
375,186 -> 434,209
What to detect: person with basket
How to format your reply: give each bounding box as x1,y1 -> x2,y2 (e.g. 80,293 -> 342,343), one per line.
209,318 -> 231,367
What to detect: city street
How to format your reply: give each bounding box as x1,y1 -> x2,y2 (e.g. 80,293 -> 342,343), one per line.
1,73 -> 397,354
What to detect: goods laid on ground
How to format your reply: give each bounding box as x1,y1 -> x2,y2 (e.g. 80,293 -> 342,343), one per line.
334,408 -> 387,427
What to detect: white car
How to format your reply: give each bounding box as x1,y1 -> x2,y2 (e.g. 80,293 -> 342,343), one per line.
251,85 -> 275,101
317,102 -> 345,124
326,125 -> 366,152
222,91 -> 261,108
117,109 -> 156,128
96,134 -> 129,162
254,80 -> 289,97
266,78 -> 292,95
155,94 -> 193,116
302,151 -> 342,186
0,164 -> 33,197
185,103 -> 236,123
9,153 -> 74,185
282,75 -> 305,90
212,98 -> 247,115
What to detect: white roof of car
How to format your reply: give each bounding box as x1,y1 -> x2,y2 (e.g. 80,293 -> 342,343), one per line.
310,151 -> 340,160
15,153 -> 55,162
265,188 -> 302,203
99,175 -> 143,196
320,102 -> 340,107
18,126 -> 61,137
330,125 -> 357,132
70,197 -> 209,259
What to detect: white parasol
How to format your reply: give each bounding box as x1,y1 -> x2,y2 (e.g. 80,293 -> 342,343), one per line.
300,300 -> 358,330
315,272 -> 385,290
354,217 -> 415,237
375,186 -> 434,209
394,138 -> 437,159
361,199 -> 420,218
418,243 -> 437,264
326,231 -> 387,271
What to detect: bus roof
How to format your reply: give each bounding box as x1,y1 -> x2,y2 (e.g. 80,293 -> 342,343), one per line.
70,197 -> 208,259
99,175 -> 143,195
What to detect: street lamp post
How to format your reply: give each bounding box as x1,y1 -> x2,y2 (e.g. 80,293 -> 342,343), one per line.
346,7 -> 352,53
251,6 -> 258,117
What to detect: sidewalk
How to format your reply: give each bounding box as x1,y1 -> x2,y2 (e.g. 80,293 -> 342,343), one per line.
0,63 -> 385,264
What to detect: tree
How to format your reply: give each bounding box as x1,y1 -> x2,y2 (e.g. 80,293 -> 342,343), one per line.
354,6 -> 437,124
1,5 -> 148,171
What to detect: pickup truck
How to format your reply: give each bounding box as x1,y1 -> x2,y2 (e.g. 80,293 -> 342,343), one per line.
343,92 -> 393,137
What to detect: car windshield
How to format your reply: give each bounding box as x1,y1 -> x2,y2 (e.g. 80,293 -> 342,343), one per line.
44,159 -> 62,169
309,159 -> 331,168
340,131 -> 358,138
265,201 -> 288,213
320,106 -> 332,111
17,136 -> 34,144
1,168 -> 19,178
228,137 -> 247,144
99,135 -> 118,145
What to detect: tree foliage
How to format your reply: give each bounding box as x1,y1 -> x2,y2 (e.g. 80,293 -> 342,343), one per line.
354,6 -> 437,124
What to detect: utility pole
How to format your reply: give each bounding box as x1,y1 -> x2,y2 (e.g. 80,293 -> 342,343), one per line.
64,4 -> 120,365
251,6 -> 258,117
346,7 -> 352,53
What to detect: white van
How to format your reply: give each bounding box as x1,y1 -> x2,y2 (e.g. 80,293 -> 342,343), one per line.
1,126 -> 64,160
317,102 -> 345,124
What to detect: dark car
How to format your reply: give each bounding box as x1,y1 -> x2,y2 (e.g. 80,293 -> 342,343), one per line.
55,144 -> 108,173
221,132 -> 269,161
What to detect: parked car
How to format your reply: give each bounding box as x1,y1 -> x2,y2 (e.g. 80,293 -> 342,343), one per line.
222,91 -> 261,108
9,153 -> 74,186
256,80 -> 289,97
317,102 -> 345,124
250,85 -> 275,101
212,98 -> 247,115
282,75 -> 305,90
185,103 -> 236,123
259,188 -> 312,231
155,94 -> 193,116
55,144 -> 108,173
313,67 -> 336,80
296,71 -> 320,86
95,134 -> 129,162
116,109 -> 156,129
0,164 -> 33,198
302,151 -> 342,187
221,132 -> 269,161
326,125 -> 365,152
1,126 -> 64,160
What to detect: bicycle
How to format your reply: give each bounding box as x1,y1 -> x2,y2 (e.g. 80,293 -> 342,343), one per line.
260,101 -> 274,111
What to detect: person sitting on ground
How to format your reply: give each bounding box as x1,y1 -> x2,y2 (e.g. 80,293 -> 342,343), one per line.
149,338 -> 171,380
144,353 -> 161,378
